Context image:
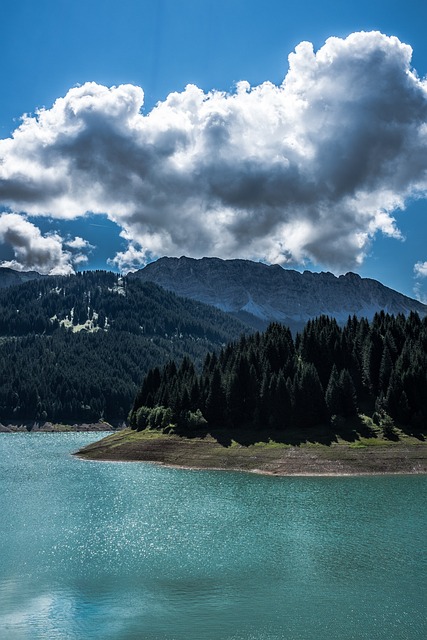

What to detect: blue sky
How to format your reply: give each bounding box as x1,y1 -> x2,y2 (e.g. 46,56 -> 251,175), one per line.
0,0 -> 426,300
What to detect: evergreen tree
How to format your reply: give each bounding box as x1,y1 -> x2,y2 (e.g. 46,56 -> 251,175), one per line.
204,367 -> 225,425
338,369 -> 358,417
292,362 -> 327,429
325,365 -> 341,416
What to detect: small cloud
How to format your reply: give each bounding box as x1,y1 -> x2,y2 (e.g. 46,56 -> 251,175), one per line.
72,254 -> 89,265
108,243 -> 148,273
413,261 -> 427,303
413,281 -> 427,304
65,236 -> 95,251
414,261 -> 427,278
65,235 -> 94,268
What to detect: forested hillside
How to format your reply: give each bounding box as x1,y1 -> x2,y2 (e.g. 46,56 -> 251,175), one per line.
130,313 -> 427,437
0,271 -> 249,422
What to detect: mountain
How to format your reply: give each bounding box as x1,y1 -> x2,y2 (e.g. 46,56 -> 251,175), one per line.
133,257 -> 427,331
0,267 -> 45,289
0,271 -> 249,423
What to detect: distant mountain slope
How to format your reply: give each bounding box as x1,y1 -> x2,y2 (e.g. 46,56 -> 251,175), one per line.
0,271 -> 250,423
0,270 -> 250,341
0,267 -> 45,289
133,257 -> 427,331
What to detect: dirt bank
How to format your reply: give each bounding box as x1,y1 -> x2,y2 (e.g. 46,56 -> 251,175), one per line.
75,428 -> 427,476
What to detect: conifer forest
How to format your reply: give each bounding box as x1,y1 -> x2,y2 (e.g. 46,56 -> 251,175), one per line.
130,313 -> 427,437
0,272 -> 247,422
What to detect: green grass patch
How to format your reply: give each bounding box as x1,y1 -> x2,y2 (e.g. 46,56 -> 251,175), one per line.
253,439 -> 292,449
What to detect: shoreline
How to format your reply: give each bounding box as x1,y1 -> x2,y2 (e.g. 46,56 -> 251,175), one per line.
75,428 -> 427,476
0,420 -> 122,433
75,454 -> 426,476
89,459 -> 425,477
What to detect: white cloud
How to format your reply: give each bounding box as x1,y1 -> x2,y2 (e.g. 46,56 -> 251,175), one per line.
0,31 -> 426,271
64,235 -> 94,267
413,282 -> 427,304
413,261 -> 427,303
414,261 -> 427,278
108,243 -> 148,273
0,213 -> 91,274
72,254 -> 89,265
65,236 -> 95,251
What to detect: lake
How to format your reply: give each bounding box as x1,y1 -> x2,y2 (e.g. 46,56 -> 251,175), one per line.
0,433 -> 425,640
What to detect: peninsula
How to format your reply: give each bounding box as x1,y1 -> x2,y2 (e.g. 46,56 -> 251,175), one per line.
76,426 -> 427,476
78,311 -> 427,475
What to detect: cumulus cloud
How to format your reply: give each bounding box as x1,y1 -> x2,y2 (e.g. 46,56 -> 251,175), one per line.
0,31 -> 426,271
0,213 -> 91,274
108,242 -> 150,273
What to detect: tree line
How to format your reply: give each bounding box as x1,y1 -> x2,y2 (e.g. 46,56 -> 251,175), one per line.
129,312 -> 427,436
0,271 -> 248,423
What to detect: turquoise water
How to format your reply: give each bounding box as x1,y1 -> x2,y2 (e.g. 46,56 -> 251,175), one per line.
0,433 -> 425,640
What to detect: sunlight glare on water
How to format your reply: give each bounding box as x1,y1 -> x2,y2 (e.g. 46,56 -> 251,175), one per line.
0,433 -> 425,640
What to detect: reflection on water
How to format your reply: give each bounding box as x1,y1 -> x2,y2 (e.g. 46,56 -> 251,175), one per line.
0,433 -> 426,640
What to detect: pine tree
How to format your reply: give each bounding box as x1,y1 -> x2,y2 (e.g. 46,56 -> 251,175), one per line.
338,369 -> 358,417
205,367 -> 225,425
379,345 -> 393,393
325,365 -> 341,416
292,362 -> 327,428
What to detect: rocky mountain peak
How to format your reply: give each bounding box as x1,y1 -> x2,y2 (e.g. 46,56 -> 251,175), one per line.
133,256 -> 427,331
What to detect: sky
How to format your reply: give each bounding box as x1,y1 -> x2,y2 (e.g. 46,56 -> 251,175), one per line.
0,0 -> 426,301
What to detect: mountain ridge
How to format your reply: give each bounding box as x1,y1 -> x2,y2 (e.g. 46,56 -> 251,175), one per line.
0,266 -> 45,288
132,256 -> 427,331
2,259 -> 426,334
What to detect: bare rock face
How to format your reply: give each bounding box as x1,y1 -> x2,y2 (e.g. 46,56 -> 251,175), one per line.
133,256 -> 427,331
